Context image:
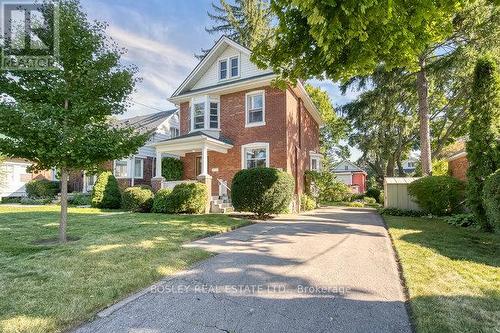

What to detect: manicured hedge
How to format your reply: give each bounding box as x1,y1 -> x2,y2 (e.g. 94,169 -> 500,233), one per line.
162,157 -> 183,181
483,169 -> 500,229
365,188 -> 381,203
91,172 -> 122,209
26,179 -> 60,198
232,167 -> 294,217
151,188 -> 173,213
68,193 -> 91,206
408,176 -> 464,216
122,186 -> 154,212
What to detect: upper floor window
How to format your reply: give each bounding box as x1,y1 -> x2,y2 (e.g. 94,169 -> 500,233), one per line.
245,91 -> 265,127
219,59 -> 227,80
170,127 -> 180,138
190,96 -> 219,132
408,162 -> 415,168
344,165 -> 349,170
310,154 -> 322,172
219,55 -> 239,81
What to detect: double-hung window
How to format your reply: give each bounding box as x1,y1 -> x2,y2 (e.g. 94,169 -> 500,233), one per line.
242,143 -> 269,169
114,160 -> 128,178
219,59 -> 228,80
219,56 -> 239,80
190,96 -> 219,131
310,154 -> 322,172
134,158 -> 144,179
245,91 -> 265,127
193,102 -> 205,130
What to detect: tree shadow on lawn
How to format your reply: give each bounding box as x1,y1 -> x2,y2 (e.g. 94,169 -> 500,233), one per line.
386,216 -> 500,267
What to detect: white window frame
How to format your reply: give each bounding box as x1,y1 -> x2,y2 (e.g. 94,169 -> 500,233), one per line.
170,127 -> 180,138
218,55 -> 240,82
219,59 -> 228,80
245,90 -> 265,127
113,159 -> 128,178
310,153 -> 322,172
190,95 -> 220,132
133,157 -> 144,179
241,142 -> 270,169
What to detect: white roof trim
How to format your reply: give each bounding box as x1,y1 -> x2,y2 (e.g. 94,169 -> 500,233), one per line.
293,81 -> 323,126
171,36 -> 251,98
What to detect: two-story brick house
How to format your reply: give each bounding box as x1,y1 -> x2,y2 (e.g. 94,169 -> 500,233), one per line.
151,37 -> 323,210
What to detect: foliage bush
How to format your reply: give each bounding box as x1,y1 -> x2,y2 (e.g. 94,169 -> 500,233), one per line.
365,187 -> 381,203
1,197 -> 22,204
348,201 -> 364,207
163,183 -> 207,214
91,172 -> 122,209
20,197 -> 52,205
68,193 -> 91,206
232,168 -> 294,217
26,179 -> 60,198
483,169 -> 500,229
379,208 -> 427,217
445,213 -> 478,228
122,186 -> 154,212
300,194 -> 316,211
162,157 -> 184,181
151,188 -> 173,213
379,190 -> 385,205
408,176 -> 464,216
305,171 -> 352,202
363,197 -> 377,204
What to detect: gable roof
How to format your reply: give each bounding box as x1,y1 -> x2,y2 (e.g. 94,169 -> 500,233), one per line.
332,160 -> 366,173
171,36 -> 257,98
118,109 -> 177,133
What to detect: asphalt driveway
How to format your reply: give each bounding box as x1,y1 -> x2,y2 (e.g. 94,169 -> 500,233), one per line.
73,207 -> 412,333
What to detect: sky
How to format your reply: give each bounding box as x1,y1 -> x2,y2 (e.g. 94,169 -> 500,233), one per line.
80,0 -> 362,159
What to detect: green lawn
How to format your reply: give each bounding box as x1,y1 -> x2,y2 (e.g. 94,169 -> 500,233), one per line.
384,215 -> 500,333
0,205 -> 250,333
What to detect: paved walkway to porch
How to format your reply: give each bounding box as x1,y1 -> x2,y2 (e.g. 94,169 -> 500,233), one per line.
73,207 -> 412,333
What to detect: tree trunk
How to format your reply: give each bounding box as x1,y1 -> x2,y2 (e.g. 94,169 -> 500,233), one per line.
417,56 -> 432,175
59,168 -> 68,243
386,157 -> 395,177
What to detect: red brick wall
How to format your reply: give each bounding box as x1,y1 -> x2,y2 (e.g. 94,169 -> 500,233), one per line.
179,85 -> 320,197
448,156 -> 468,182
352,172 -> 366,193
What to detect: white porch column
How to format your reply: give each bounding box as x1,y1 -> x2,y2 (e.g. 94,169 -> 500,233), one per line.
200,144 -> 208,176
155,150 -> 162,178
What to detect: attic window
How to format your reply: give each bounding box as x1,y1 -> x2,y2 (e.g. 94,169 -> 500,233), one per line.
219,60 -> 227,80
230,56 -> 239,77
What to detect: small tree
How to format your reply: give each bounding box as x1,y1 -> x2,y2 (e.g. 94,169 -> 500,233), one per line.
0,1 -> 147,242
466,56 -> 500,231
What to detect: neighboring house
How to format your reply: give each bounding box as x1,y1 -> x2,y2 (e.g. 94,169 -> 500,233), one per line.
400,158 -> 418,174
0,158 -> 56,198
151,36 -> 323,210
68,109 -> 180,192
332,160 -> 367,193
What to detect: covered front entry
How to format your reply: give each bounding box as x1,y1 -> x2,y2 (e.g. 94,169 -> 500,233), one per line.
151,132 -> 233,204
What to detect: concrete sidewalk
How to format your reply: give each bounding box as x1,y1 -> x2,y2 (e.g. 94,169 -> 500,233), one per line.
73,207 -> 412,333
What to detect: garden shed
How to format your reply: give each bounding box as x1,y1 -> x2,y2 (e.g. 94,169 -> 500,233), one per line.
384,177 -> 422,211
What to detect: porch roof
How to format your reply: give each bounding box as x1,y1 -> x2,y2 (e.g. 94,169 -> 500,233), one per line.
151,131 -> 233,156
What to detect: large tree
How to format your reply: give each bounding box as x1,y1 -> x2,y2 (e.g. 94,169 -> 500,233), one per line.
0,0 -> 148,242
252,0 -> 468,175
304,84 -> 346,160
197,0 -> 272,58
466,56 -> 500,231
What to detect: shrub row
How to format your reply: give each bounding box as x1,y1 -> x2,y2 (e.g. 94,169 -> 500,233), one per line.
26,179 -> 60,198
408,176 -> 464,216
152,183 -> 207,214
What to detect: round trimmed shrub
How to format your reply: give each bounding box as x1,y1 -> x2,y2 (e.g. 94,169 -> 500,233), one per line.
483,169 -> 500,229
365,187 -> 381,203
408,176 -> 464,216
91,171 -> 122,209
363,197 -> 377,204
165,183 -> 207,214
231,168 -> 294,217
26,179 -> 60,198
151,188 -> 173,213
300,194 -> 316,211
162,157 -> 184,181
122,186 -> 154,212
